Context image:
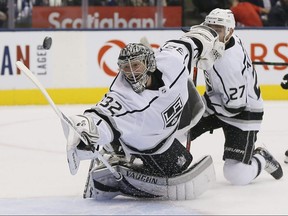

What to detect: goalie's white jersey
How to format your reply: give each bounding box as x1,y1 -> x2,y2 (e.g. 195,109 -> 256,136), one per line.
203,35 -> 264,131
85,40 -> 200,155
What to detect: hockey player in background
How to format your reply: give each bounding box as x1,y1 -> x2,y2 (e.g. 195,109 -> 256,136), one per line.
62,25 -> 225,200
187,8 -> 283,185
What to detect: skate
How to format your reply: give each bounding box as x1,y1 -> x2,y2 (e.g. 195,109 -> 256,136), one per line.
254,147 -> 283,180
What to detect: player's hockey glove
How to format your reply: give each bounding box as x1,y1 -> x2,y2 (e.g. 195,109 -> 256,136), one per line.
66,114 -> 100,160
181,25 -> 224,70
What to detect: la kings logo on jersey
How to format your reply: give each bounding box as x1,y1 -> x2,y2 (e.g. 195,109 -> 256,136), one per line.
161,96 -> 183,128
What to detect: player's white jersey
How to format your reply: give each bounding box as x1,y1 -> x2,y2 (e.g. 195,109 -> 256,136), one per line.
203,35 -> 264,131
85,39 -> 200,155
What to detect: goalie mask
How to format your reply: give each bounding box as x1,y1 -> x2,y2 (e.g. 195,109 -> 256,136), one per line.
118,43 -> 156,93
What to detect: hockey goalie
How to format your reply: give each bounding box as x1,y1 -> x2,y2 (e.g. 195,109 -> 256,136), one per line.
62,25 -> 225,200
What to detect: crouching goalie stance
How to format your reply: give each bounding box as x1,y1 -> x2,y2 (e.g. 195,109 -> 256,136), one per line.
62,25 -> 225,200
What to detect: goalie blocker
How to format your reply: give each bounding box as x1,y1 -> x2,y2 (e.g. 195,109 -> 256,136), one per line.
84,155 -> 216,200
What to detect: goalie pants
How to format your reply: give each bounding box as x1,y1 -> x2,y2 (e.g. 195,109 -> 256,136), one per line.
190,115 -> 258,164
133,139 -> 193,177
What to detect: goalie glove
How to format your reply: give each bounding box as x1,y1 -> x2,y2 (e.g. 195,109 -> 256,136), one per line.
181,25 -> 225,70
66,114 -> 100,161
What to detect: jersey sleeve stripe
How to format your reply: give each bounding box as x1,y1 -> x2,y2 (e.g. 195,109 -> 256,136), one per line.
169,66 -> 186,89
115,96 -> 159,117
166,39 -> 193,73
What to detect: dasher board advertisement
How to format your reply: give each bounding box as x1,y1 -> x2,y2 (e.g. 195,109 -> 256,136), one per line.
0,29 -> 287,105
32,6 -> 182,28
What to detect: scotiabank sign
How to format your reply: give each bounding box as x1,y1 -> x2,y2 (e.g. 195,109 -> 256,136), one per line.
32,6 -> 182,28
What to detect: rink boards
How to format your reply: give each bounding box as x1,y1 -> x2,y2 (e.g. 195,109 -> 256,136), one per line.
0,29 -> 287,105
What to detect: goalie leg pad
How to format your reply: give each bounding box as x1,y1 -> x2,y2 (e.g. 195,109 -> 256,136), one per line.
118,155 -> 216,200
119,156 -> 216,200
89,165 -> 122,200
167,155 -> 216,200
88,155 -> 215,200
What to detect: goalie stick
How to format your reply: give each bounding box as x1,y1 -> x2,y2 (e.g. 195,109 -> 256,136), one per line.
83,157 -> 98,198
15,61 -> 122,180
186,67 -> 198,151
252,61 -> 288,66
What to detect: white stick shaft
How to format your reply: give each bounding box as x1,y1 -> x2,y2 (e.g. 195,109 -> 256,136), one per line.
16,61 -> 76,133
15,61 -> 121,179
16,61 -> 62,118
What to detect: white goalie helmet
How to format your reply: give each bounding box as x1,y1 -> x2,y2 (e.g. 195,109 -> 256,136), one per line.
118,43 -> 156,93
204,8 -> 235,43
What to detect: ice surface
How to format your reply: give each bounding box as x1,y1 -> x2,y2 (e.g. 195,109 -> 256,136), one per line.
0,102 -> 287,215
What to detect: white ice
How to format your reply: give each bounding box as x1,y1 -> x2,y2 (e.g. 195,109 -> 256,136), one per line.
0,101 -> 287,215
